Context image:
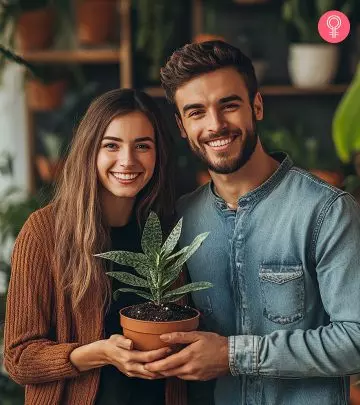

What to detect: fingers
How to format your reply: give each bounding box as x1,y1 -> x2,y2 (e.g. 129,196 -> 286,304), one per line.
160,331 -> 201,344
144,347 -> 191,373
129,346 -> 172,363
121,363 -> 162,380
109,334 -> 133,350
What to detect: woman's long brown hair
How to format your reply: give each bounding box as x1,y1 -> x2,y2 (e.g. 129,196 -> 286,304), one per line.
52,89 -> 175,310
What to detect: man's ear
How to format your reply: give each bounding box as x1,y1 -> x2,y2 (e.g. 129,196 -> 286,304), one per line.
175,113 -> 187,139
253,92 -> 263,121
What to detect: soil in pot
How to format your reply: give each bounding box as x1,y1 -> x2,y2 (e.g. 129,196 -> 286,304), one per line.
122,302 -> 197,322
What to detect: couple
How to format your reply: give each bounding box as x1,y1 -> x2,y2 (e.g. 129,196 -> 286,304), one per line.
4,41 -> 360,405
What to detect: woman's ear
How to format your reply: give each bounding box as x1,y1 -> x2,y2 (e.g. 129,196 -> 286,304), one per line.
253,92 -> 263,121
175,114 -> 187,139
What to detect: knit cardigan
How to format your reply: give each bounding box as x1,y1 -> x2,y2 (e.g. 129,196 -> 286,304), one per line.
4,205 -> 186,405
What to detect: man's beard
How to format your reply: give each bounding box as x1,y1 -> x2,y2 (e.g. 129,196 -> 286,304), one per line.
186,120 -> 258,175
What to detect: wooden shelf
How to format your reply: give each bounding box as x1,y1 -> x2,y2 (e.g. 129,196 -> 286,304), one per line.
260,84 -> 348,96
144,84 -> 348,98
20,48 -> 123,64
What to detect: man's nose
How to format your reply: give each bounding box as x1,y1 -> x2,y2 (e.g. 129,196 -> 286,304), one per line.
207,110 -> 226,133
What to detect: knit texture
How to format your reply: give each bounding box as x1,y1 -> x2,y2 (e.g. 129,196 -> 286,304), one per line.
4,205 -> 187,405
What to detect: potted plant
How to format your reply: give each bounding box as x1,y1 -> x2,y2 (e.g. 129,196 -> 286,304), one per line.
282,0 -> 355,88
0,0 -> 56,52
95,211 -> 213,350
75,0 -> 117,46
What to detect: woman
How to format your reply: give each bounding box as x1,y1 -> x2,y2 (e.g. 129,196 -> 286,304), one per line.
4,89 -> 186,405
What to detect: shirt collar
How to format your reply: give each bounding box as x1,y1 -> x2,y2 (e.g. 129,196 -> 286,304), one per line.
209,152 -> 293,210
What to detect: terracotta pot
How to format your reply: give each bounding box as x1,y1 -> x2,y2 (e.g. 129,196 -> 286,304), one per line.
120,307 -> 200,350
35,156 -> 64,183
16,8 -> 55,51
309,169 -> 344,188
26,80 -> 67,111
193,33 -> 226,43
351,384 -> 360,405
76,1 -> 117,45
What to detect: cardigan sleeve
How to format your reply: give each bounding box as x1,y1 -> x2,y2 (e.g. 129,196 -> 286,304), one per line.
4,216 -> 81,385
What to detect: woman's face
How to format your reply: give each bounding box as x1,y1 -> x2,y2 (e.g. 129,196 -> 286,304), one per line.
97,111 -> 156,200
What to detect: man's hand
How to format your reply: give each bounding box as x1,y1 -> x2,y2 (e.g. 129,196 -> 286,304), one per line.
144,331 -> 229,380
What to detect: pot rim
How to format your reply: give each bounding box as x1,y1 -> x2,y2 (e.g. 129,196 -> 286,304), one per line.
120,305 -> 200,324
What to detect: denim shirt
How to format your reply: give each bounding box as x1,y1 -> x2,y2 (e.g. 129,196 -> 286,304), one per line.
176,153 -> 360,405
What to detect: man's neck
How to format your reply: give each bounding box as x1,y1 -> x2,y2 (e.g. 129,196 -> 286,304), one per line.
211,143 -> 280,208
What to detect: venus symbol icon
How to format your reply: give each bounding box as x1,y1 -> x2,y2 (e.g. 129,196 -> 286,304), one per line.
326,15 -> 342,38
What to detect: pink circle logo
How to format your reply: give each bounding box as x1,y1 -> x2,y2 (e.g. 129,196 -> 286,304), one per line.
318,10 -> 350,43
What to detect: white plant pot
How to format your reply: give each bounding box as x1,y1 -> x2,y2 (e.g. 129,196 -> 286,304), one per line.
288,44 -> 339,88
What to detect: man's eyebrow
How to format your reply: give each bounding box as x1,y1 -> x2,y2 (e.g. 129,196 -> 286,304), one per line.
218,95 -> 243,104
102,136 -> 155,143
182,95 -> 244,115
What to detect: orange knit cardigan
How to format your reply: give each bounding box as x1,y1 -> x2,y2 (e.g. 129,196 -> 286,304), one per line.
4,205 -> 186,405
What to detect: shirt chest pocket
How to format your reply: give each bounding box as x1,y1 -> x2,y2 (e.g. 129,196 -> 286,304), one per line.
259,264 -> 305,325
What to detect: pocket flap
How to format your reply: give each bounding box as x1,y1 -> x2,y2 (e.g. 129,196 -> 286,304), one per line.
259,265 -> 303,285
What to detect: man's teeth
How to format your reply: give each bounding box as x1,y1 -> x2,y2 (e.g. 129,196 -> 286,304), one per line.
207,138 -> 233,147
112,173 -> 139,180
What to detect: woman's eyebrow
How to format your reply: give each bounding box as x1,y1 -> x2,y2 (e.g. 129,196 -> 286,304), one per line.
102,136 -> 155,143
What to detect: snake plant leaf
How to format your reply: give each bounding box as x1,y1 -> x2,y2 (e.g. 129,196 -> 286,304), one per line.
114,288 -> 153,302
164,294 -> 187,303
161,217 -> 183,258
163,282 -> 214,300
141,211 -> 162,257
95,251 -> 150,278
172,232 -> 209,271
106,272 -> 149,288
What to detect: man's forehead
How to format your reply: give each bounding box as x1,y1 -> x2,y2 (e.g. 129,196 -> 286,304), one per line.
174,68 -> 248,107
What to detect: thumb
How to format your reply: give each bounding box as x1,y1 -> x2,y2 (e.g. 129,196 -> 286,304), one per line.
110,334 -> 133,350
160,331 -> 200,344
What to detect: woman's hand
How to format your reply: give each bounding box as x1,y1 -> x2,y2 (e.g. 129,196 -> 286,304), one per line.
70,334 -> 170,379
105,334 -> 170,379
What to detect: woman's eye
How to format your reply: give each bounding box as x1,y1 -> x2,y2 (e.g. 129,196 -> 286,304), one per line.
136,144 -> 151,150
104,143 -> 119,150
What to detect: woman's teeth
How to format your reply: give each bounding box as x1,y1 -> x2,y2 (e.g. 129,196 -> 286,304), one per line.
112,173 -> 140,180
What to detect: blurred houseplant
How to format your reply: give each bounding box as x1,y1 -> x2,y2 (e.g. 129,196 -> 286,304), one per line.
333,62 -> 360,199
261,123 -> 343,187
134,0 -> 184,84
282,0 -> 355,87
0,186 -> 44,405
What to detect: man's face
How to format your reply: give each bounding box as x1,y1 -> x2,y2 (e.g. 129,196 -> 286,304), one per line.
174,67 -> 263,174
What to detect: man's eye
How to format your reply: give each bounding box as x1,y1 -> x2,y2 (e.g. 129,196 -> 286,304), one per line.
189,110 -> 204,118
223,103 -> 239,110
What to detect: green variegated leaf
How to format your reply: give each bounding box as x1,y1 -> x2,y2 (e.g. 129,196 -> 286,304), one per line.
106,272 -> 149,288
163,281 -> 213,300
162,265 -> 183,288
95,251 -> 150,278
163,294 -> 187,303
165,245 -> 188,262
141,211 -> 162,257
114,288 -> 153,301
161,217 -> 183,258
172,232 -> 209,271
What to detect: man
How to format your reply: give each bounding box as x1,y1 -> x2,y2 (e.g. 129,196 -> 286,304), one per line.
145,41 -> 360,405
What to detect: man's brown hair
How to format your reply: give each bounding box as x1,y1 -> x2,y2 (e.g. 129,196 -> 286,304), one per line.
160,40 -> 258,107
